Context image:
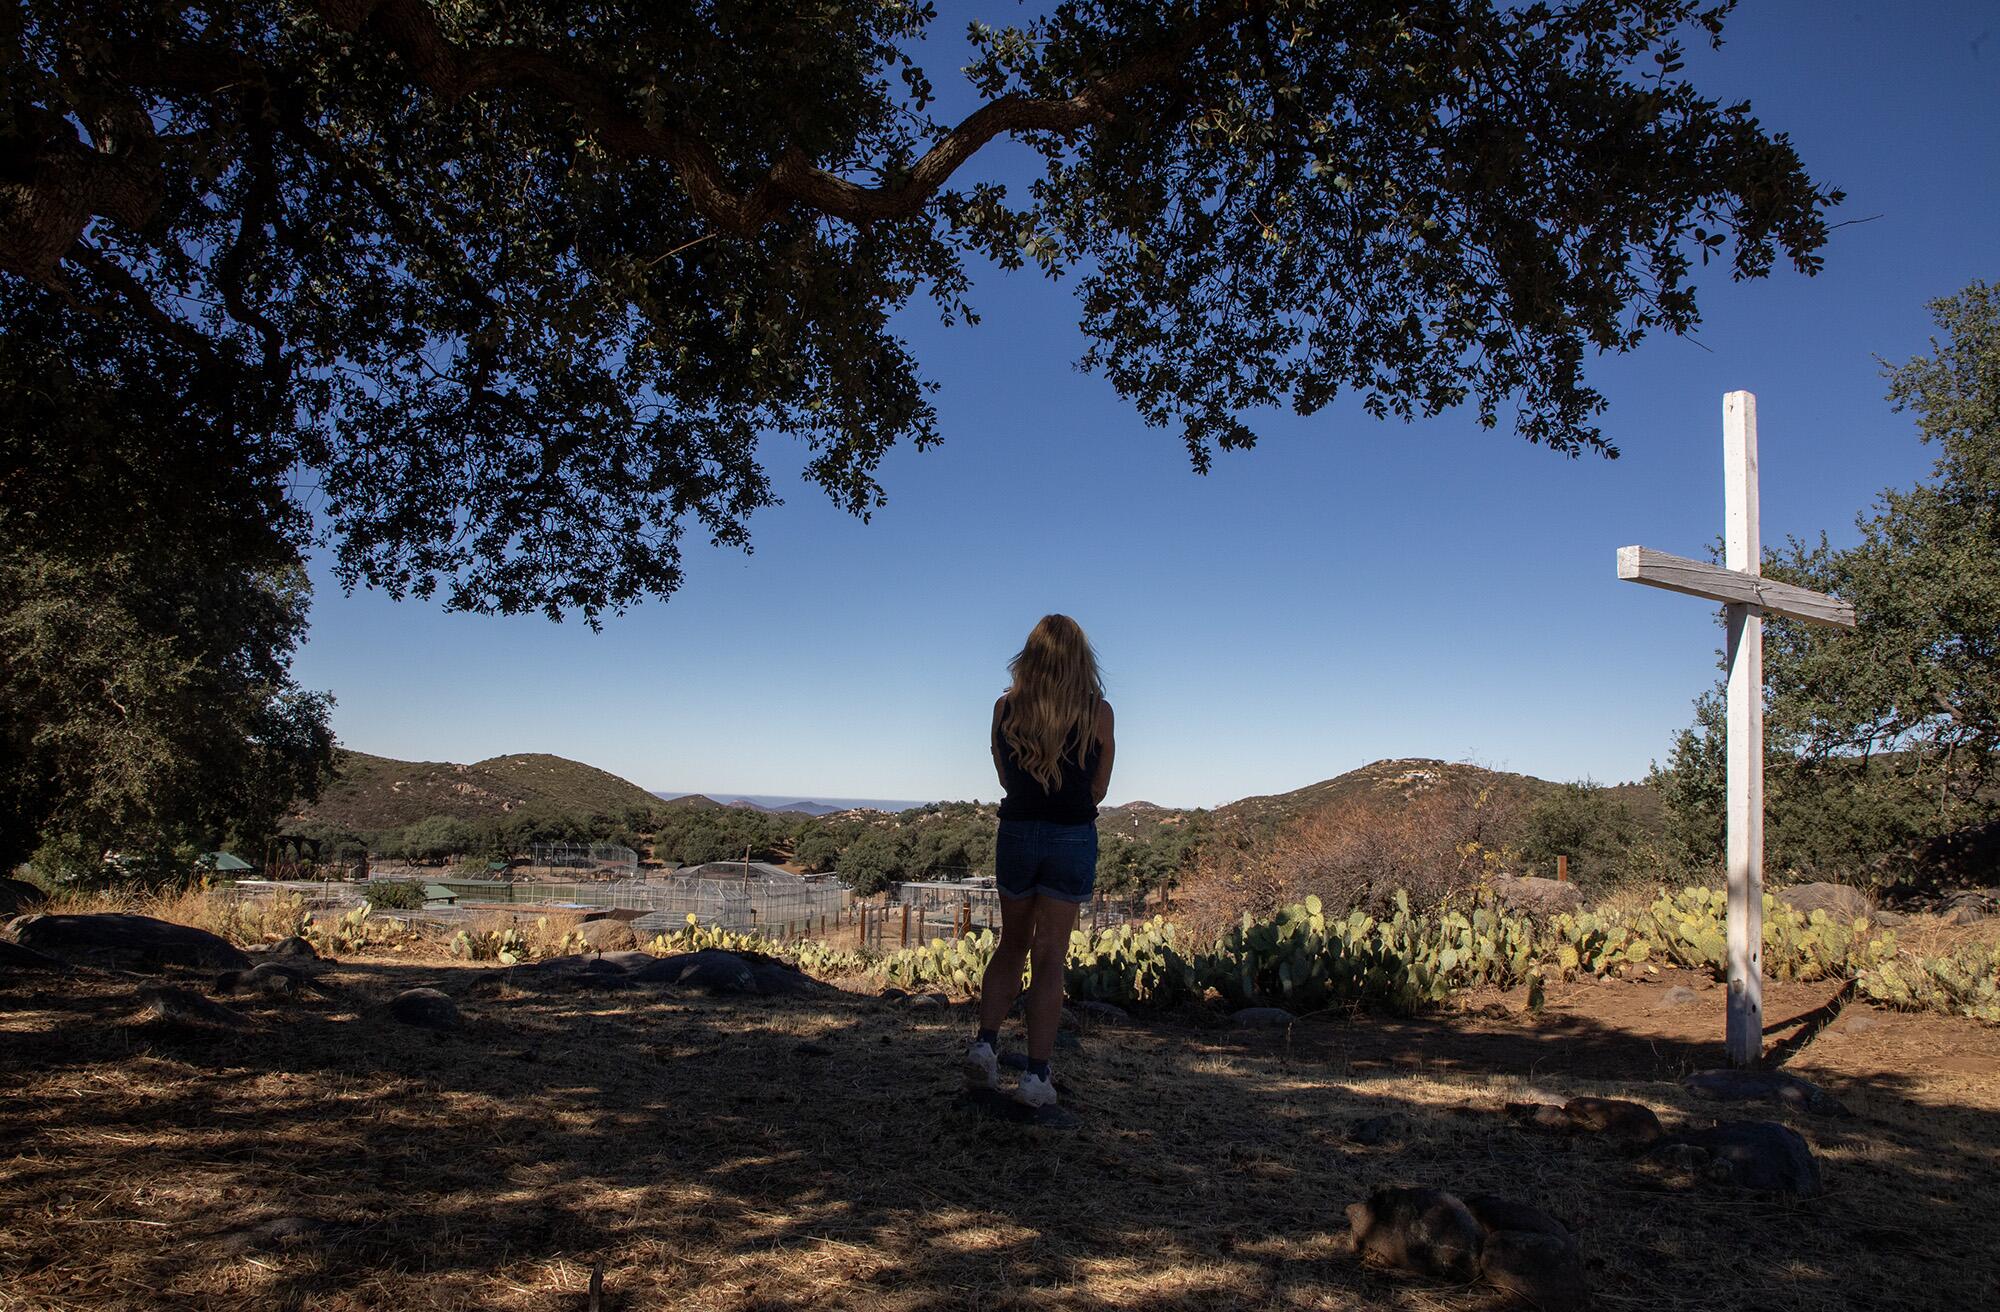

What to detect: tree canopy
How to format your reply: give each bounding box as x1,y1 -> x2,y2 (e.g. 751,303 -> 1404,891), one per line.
4,0 -> 1839,622
1657,282 -> 2000,886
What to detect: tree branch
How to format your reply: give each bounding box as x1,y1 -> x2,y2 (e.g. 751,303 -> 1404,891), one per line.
309,0 -> 1252,233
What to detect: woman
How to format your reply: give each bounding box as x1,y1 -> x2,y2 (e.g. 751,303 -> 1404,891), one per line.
964,614 -> 1115,1108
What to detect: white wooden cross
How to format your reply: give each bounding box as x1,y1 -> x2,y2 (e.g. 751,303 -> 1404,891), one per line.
1617,391 -> 1856,1066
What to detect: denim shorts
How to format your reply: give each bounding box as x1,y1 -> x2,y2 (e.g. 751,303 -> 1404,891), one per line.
994,818 -> 1098,904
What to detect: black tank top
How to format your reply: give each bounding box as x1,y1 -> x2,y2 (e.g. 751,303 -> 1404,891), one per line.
994,703 -> 1102,825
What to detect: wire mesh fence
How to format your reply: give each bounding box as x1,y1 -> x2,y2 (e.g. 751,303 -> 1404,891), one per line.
521,843 -> 638,878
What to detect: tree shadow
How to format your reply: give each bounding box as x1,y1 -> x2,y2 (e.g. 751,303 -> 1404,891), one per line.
0,956 -> 1995,1311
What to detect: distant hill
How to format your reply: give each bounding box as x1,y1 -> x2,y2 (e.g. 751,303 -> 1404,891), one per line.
293,750 -> 665,833
651,792 -> 920,816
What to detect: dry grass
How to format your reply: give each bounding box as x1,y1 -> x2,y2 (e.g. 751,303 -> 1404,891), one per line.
2,950 -> 1997,1312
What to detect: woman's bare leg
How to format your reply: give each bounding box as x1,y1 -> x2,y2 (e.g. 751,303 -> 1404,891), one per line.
1023,895 -> 1081,1063
976,893 -> 1035,1036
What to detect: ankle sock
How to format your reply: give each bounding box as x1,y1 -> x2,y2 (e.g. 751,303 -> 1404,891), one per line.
975,1028 -> 999,1049
1027,1058 -> 1051,1080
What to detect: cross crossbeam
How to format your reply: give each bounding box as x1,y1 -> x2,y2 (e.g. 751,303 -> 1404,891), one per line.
1616,391 -> 1856,1067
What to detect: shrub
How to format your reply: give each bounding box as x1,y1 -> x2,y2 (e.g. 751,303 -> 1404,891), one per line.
364,879 -> 427,911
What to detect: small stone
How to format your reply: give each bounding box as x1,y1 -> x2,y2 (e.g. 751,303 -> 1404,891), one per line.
1945,902 -> 1987,926
387,987 -> 461,1030
1684,1068 -> 1849,1116
1231,1006 -> 1296,1029
137,984 -> 251,1029
1505,1101 -> 1573,1132
1346,1187 -> 1483,1282
904,993 -> 944,1010
1674,1120 -> 1823,1195
1839,1012 -> 1883,1035
1346,1114 -> 1409,1146
1660,985 -> 1700,1006
1563,1096 -> 1663,1146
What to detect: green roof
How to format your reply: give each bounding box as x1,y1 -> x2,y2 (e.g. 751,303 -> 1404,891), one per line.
204,852 -> 256,872
423,884 -> 459,903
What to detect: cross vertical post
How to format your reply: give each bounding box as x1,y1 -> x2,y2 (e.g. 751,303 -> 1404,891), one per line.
1722,391 -> 1764,1065
1616,390 -> 1854,1068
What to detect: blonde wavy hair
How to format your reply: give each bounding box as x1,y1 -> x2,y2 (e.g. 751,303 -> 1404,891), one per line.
1000,614 -> 1105,792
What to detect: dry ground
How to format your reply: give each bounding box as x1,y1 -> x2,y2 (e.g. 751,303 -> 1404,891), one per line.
1,954 -> 1996,1312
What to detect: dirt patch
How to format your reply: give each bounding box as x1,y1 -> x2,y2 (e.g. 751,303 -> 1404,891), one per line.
1,958 -> 1994,1311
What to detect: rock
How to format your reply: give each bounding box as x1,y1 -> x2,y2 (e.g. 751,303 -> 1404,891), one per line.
1075,1000 -> 1129,1023
1778,882 -> 1873,921
214,962 -> 311,999
1459,1195 -> 1588,1310
576,918 -> 638,952
1481,1228 -> 1589,1312
387,987 -> 461,1030
1660,985 -> 1700,1006
879,987 -> 909,1002
1672,1120 -> 1823,1195
263,935 -> 319,960
1489,875 -> 1585,917
1505,1102 -> 1573,1133
137,984 -> 251,1029
739,953 -> 828,997
1231,1006 -> 1296,1029
1346,1187 -> 1484,1282
627,949 -> 758,993
1649,1142 -> 1714,1174
1563,1096 -> 1663,1146
1459,1194 -> 1572,1243
0,877 -> 46,917
904,993 -> 944,1010
16,913 -> 251,971
0,940 -> 69,973
1945,901 -> 1988,926
1346,1114 -> 1409,1146
1871,908 -> 1907,927
1683,1068 -> 1850,1117
520,954 -> 632,990
1839,1012 -> 1883,1035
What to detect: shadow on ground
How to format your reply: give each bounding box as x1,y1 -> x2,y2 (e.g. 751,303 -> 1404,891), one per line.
1,954 -> 1995,1312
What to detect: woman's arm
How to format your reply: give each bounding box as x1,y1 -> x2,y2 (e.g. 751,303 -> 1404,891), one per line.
991,696 -> 1008,792
1089,700 -> 1116,805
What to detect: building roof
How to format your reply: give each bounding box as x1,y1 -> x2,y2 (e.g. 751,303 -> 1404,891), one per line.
203,851 -> 256,873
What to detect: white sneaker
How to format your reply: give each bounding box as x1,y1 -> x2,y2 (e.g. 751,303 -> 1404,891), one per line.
1015,1070 -> 1058,1109
963,1040 -> 999,1089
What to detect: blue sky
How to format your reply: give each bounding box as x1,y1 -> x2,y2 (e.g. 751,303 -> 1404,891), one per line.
290,1 -> 1999,809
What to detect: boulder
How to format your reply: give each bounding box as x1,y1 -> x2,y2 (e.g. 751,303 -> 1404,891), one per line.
1461,1195 -> 1588,1311
387,987 -> 461,1030
1562,1096 -> 1663,1146
1505,1102 -> 1573,1133
0,940 -> 69,973
576,918 -> 639,952
1489,875 -> 1585,917
0,877 -> 46,917
627,949 -> 758,993
1683,1068 -> 1850,1117
137,984 -> 251,1029
1346,1187 -> 1484,1282
16,913 -> 250,971
214,962 -> 310,999
1480,1228 -> 1589,1312
1231,1006 -> 1296,1029
1778,882 -> 1872,921
1671,1120 -> 1823,1195
263,936 -> 319,960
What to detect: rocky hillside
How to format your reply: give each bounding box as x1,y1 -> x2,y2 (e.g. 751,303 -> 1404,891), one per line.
293,751 -> 666,832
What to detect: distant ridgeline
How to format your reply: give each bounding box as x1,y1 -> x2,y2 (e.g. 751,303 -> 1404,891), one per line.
285,749 -> 1679,905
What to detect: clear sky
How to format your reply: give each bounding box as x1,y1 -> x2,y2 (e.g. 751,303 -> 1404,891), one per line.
289,1 -> 2000,809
